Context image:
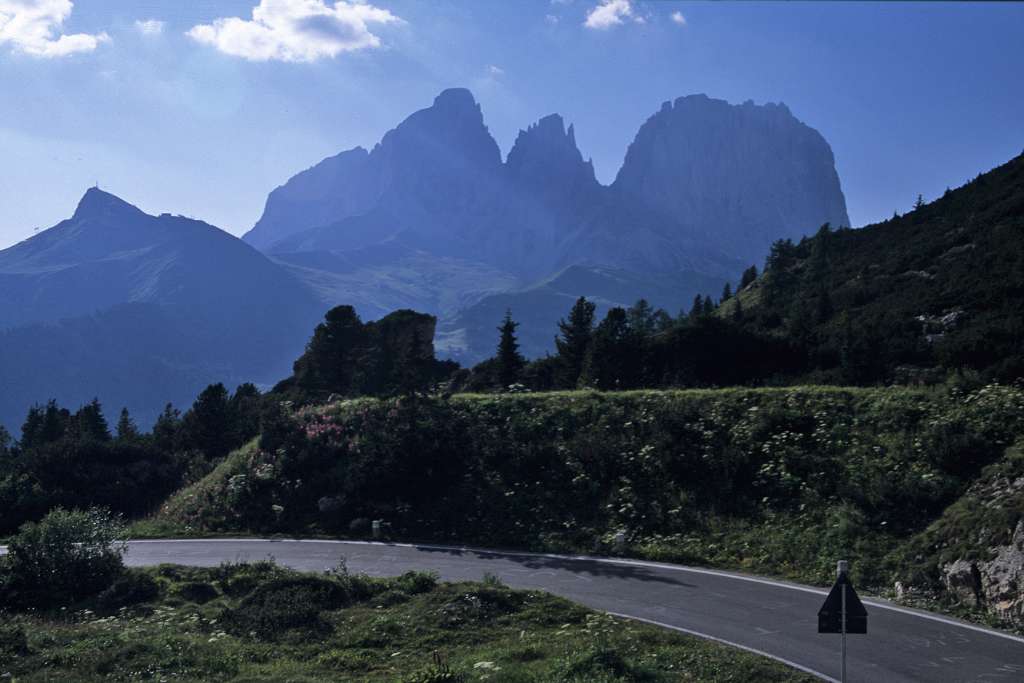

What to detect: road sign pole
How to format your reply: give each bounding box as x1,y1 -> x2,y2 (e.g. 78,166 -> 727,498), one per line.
841,581 -> 847,683
838,560 -> 848,683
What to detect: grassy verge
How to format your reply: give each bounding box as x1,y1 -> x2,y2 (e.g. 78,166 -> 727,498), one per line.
0,562 -> 813,682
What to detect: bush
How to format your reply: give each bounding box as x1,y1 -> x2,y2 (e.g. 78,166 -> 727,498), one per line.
0,623 -> 29,657
394,571 -> 438,595
4,507 -> 125,608
222,575 -> 354,639
174,581 -> 219,604
97,570 -> 160,612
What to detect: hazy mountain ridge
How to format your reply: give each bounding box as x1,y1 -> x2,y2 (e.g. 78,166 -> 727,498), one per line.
0,190 -> 324,430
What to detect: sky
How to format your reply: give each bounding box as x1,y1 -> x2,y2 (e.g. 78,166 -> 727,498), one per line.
0,0 -> 1022,250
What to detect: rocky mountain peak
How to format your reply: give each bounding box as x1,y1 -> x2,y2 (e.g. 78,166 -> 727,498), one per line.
72,187 -> 144,222
506,113 -> 597,189
612,94 -> 850,264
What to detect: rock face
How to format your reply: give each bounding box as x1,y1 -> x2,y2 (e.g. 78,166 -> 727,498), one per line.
942,520 -> 1024,622
245,147 -> 376,251
245,90 -> 849,280
264,88 -> 504,258
608,95 -> 850,265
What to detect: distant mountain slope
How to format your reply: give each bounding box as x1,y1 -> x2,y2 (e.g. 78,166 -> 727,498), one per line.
0,303 -> 249,432
0,189 -> 324,430
242,90 -> 849,356
725,153 -> 1024,382
437,265 -> 726,363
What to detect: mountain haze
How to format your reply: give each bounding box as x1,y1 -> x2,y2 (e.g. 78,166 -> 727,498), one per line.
0,189 -> 323,430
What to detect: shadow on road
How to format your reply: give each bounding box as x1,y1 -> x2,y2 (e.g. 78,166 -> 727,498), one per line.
413,545 -> 696,587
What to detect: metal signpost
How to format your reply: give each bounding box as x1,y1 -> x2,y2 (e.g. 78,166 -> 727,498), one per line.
818,560 -> 868,682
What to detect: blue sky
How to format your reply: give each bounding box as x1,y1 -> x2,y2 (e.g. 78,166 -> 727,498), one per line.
0,1 -> 1021,250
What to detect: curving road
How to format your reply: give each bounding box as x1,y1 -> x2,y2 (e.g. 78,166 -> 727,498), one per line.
115,538 -> 1024,682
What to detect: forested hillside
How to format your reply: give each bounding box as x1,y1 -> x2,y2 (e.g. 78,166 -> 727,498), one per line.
723,152 -> 1024,383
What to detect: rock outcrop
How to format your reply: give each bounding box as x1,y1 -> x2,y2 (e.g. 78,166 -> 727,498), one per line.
941,520 -> 1024,622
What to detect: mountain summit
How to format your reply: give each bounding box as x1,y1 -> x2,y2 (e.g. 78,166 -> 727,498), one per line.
245,89 -> 848,276
0,190 -> 324,429
72,187 -> 145,221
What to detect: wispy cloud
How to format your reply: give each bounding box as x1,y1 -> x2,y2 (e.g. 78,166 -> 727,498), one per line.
487,64 -> 504,77
134,19 -> 164,36
671,11 -> 686,26
583,0 -> 634,30
0,0 -> 109,57
187,0 -> 402,63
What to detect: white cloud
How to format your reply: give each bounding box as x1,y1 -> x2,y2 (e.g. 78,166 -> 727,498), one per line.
671,11 -> 686,26
487,64 -> 504,77
583,0 -> 633,30
187,0 -> 401,63
0,0 -> 109,57
545,14 -> 559,25
134,19 -> 164,36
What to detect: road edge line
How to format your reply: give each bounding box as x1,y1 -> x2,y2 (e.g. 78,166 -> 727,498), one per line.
605,611 -> 840,683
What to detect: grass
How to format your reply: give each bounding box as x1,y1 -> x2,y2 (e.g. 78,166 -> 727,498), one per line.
0,562 -> 814,682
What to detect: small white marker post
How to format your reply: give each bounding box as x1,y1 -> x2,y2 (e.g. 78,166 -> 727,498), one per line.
838,559 -> 848,683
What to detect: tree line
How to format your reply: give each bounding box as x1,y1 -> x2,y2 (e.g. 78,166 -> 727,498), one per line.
0,383 -> 263,536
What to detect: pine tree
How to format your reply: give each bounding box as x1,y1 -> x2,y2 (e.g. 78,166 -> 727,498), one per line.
721,282 -> 732,302
496,309 -> 525,389
116,408 -> 139,441
555,296 -> 596,388
153,403 -> 182,453
183,384 -> 233,459
690,295 -> 704,319
702,296 -> 715,317
914,193 -> 925,210
582,307 -> 635,390
626,299 -> 656,337
740,265 -> 758,289
75,398 -> 110,442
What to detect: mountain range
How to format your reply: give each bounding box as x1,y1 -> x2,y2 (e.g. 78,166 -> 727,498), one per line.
245,88 -> 849,361
0,88 -> 849,429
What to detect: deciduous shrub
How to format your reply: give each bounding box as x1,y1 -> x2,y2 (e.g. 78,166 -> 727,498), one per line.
96,569 -> 160,612
3,507 -> 125,607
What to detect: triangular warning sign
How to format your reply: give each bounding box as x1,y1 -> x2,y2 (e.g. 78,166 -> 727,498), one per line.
818,572 -> 868,634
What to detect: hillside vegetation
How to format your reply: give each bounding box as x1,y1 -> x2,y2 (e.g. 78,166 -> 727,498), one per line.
156,384 -> 1024,626
720,152 -> 1024,383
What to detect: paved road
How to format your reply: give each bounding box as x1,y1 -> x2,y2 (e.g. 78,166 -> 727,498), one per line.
116,539 -> 1024,682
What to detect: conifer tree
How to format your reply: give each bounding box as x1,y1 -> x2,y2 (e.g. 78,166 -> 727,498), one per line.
116,408 -> 139,441
721,282 -> 732,302
496,309 -> 525,389
690,295 -> 704,319
740,265 -> 758,289
74,399 -> 110,442
555,297 -> 596,388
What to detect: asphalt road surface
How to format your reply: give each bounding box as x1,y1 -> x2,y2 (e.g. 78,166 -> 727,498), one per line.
112,538 -> 1024,682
